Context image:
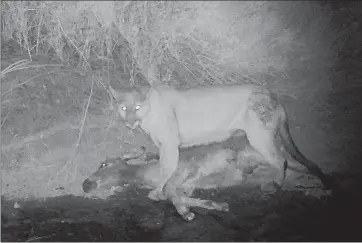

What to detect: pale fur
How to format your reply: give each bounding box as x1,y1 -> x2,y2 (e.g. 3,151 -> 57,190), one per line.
109,83 -> 333,201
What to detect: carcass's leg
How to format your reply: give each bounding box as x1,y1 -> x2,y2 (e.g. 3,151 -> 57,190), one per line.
170,196 -> 229,221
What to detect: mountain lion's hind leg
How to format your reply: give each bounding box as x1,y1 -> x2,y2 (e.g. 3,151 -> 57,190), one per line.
245,122 -> 286,192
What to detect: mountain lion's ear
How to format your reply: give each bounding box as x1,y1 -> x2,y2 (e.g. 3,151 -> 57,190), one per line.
147,63 -> 160,86
109,85 -> 121,101
138,85 -> 151,99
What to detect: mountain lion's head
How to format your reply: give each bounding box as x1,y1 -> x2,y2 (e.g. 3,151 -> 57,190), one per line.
109,85 -> 151,129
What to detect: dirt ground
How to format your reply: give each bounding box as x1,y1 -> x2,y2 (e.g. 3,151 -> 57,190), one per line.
2,186 -> 362,242
2,3 -> 362,242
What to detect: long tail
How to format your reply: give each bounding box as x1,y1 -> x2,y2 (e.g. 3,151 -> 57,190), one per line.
278,107 -> 334,189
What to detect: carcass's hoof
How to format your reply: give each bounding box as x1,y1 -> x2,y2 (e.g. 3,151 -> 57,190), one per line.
183,212 -> 195,221
220,203 -> 229,212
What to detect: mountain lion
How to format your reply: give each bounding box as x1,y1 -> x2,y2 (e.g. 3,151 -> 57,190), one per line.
109,83 -> 333,201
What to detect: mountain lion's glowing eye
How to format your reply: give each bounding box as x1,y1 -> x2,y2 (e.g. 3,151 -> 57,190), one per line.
122,106 -> 127,111
100,163 -> 107,168
135,105 -> 141,110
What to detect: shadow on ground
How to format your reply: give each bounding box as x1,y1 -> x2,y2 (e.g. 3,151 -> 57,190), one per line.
2,185 -> 362,242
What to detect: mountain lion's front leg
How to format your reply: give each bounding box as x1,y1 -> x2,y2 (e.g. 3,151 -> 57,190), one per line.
148,142 -> 180,201
145,105 -> 180,201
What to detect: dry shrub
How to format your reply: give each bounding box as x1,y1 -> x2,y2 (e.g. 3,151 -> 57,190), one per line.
1,1 -> 131,75
114,1 -> 297,87
1,1 -> 339,93
112,1 -> 337,93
